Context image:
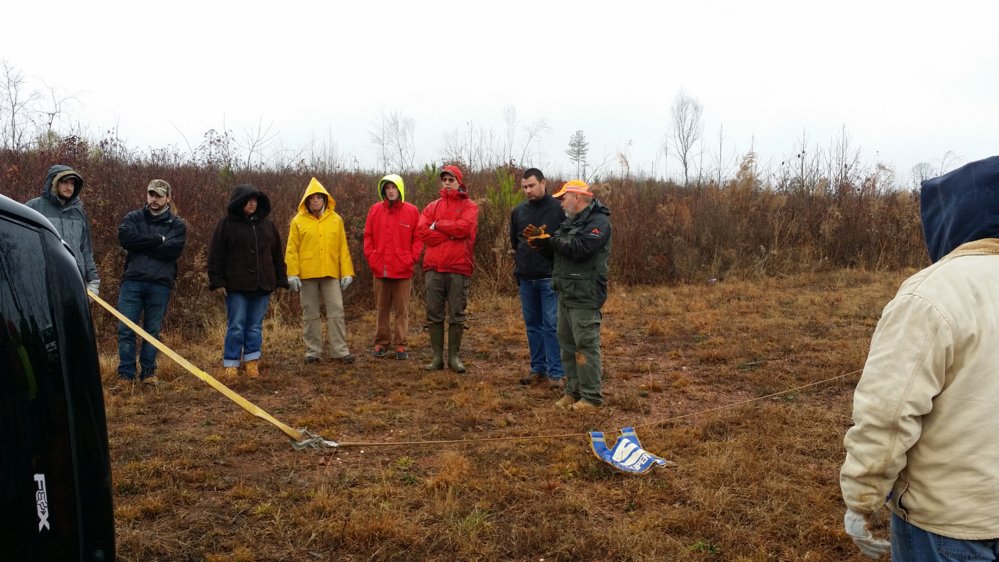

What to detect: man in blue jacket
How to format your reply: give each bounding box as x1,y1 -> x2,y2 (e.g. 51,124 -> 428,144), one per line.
115,179 -> 187,386
510,168 -> 565,386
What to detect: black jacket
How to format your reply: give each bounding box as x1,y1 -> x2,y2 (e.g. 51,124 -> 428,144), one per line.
118,206 -> 187,288
207,185 -> 288,293
509,193 -> 565,280
538,198 -> 612,309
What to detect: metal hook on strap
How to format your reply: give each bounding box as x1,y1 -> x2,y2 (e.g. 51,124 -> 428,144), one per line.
292,428 -> 339,450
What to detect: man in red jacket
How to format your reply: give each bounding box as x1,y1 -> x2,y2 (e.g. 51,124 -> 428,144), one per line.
363,174 -> 423,360
417,165 -> 478,373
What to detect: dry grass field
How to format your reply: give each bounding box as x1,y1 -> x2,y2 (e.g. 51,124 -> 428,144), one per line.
96,269 -> 907,561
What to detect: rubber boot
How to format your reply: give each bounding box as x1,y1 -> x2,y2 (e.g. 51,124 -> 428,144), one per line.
448,323 -> 466,373
424,323 -> 445,371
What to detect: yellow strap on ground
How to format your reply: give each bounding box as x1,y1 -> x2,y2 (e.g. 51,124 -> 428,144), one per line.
88,290 -> 304,442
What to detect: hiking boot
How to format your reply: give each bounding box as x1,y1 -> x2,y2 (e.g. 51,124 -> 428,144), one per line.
395,347 -> 409,360
305,355 -> 321,365
554,394 -> 577,410
372,345 -> 388,358
447,323 -> 466,374
520,372 -> 545,385
546,376 -> 564,389
244,360 -> 259,378
335,354 -> 355,365
221,366 -> 238,381
141,375 -> 161,387
425,322 -> 445,371
571,399 -> 601,411
109,377 -> 135,392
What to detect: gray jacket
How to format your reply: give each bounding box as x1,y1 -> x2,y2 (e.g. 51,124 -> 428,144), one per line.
25,165 -> 99,286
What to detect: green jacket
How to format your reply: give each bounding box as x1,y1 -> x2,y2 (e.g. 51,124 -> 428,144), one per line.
543,199 -> 612,309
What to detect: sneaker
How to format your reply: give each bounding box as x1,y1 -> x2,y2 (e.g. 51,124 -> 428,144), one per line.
554,394 -> 577,410
520,372 -> 545,386
305,356 -> 321,365
336,354 -> 355,365
571,399 -> 601,411
372,345 -> 388,358
395,347 -> 409,360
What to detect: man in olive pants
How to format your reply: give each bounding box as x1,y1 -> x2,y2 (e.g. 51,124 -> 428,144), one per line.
529,180 -> 611,410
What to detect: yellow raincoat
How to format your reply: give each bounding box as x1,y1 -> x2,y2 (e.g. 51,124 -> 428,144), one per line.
285,177 -> 355,280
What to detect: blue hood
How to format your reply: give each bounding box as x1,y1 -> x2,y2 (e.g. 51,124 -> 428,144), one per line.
920,155 -> 999,262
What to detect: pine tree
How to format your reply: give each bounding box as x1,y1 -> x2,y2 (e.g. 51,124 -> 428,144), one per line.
566,130 -> 589,179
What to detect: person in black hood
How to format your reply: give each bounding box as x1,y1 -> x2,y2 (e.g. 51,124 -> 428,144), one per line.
25,165 -> 100,295
208,185 -> 288,380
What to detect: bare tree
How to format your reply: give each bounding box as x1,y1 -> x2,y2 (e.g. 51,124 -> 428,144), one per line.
910,161 -> 936,188
0,60 -> 41,150
670,89 -> 704,186
502,105 -> 517,164
239,118 -> 279,169
370,110 -> 416,171
517,118 -> 550,165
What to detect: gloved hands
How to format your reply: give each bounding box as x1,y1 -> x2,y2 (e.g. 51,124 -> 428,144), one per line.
86,279 -> 100,297
844,509 -> 890,559
523,224 -> 551,250
340,276 -> 353,290
288,275 -> 302,292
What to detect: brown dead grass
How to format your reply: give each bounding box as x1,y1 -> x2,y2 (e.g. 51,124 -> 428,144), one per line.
100,270 -> 907,561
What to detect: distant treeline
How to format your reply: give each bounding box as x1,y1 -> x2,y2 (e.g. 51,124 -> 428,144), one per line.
0,139 -> 927,339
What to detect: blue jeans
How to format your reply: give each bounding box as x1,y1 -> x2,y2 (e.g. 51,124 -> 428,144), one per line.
518,278 -> 563,379
117,279 -> 172,380
223,292 -> 270,367
892,512 -> 999,561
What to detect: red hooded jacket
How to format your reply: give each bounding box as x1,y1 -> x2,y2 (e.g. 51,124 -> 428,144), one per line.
417,187 -> 478,276
363,174 -> 423,279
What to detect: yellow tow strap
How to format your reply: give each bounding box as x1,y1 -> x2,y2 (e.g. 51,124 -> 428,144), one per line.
88,290 -> 304,442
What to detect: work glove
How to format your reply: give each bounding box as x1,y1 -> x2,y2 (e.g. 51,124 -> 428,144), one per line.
340,276 -> 353,291
522,224 -> 548,239
288,275 -> 302,293
844,509 -> 890,559
216,287 -> 227,298
86,279 -> 100,297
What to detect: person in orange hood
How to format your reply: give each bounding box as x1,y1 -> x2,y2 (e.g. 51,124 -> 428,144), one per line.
417,165 -> 478,373
285,177 -> 356,365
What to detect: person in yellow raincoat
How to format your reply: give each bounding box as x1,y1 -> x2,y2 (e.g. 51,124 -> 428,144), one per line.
285,177 -> 356,364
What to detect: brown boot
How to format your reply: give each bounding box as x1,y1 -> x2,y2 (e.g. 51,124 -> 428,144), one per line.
244,360 -> 259,378
554,394 -> 577,410
221,366 -> 238,381
571,399 -> 601,411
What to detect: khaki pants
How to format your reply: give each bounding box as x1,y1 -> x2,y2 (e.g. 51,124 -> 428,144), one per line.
557,303 -> 603,405
424,270 -> 470,325
373,276 -> 412,348
300,277 -> 349,359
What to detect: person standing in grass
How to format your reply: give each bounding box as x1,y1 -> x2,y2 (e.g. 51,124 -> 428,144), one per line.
363,174 -> 423,360
285,177 -> 356,365
25,164 -> 100,295
208,185 -> 288,380
510,168 -> 565,386
841,155 -> 999,560
417,165 -> 478,373
115,179 -> 187,386
527,179 -> 611,411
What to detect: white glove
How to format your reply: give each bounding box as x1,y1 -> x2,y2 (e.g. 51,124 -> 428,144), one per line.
288,275 -> 302,292
844,509 -> 890,559
86,279 -> 100,297
340,276 -> 353,290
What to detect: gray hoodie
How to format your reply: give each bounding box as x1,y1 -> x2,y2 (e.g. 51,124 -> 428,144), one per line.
25,165 -> 99,287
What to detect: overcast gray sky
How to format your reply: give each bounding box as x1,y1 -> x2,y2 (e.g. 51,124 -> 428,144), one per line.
3,0 -> 997,184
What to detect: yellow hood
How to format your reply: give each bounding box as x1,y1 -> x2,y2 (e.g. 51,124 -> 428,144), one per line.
297,177 -> 336,215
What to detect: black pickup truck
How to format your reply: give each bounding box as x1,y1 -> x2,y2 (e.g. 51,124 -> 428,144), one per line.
0,193 -> 115,561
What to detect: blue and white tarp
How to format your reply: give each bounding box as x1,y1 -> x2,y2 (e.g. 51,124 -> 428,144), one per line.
589,427 -> 674,474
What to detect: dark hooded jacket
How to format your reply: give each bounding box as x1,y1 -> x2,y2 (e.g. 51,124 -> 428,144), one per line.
208,185 -> 288,293
510,192 -> 565,280
921,155 -> 999,262
539,198 -> 612,309
25,165 -> 99,284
